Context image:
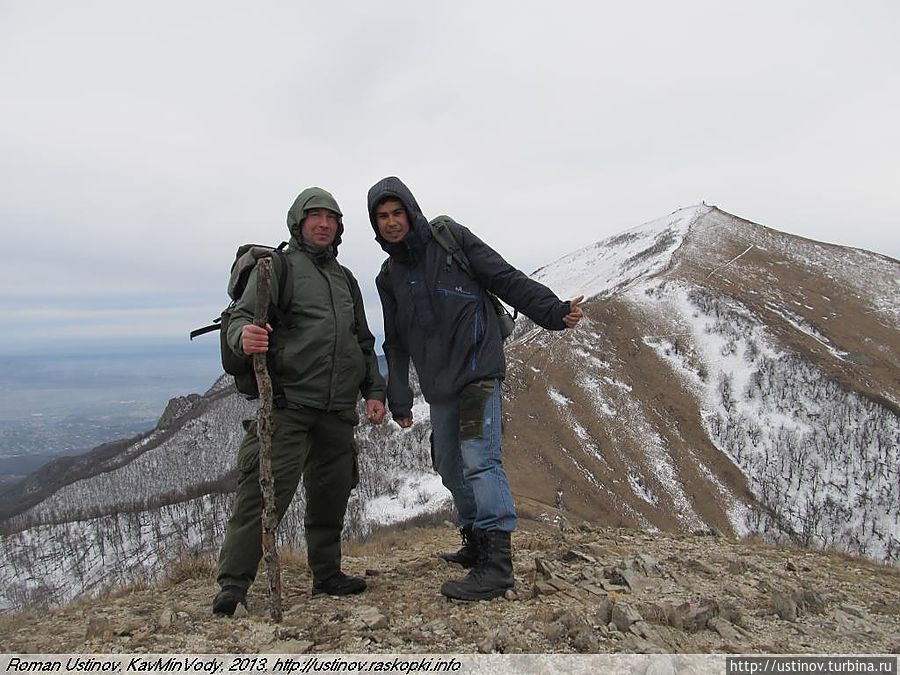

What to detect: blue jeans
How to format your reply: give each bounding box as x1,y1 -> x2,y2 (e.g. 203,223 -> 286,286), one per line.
429,378 -> 517,532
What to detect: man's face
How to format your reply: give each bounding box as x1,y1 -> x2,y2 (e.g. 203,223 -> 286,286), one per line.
302,208 -> 339,247
375,199 -> 409,244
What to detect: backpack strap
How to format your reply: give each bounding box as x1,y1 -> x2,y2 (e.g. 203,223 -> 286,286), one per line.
189,318 -> 221,340
429,216 -> 519,325
430,216 -> 474,277
267,242 -> 292,408
268,242 -> 293,329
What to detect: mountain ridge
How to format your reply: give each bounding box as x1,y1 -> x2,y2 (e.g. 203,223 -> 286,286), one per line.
1,204 -> 897,611
501,204 -> 898,559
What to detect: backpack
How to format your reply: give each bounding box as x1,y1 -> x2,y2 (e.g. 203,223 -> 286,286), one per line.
190,242 -> 294,402
428,215 -> 517,340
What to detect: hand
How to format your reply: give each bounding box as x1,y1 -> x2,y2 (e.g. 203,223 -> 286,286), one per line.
394,415 -> 413,429
241,323 -> 272,354
366,399 -> 385,424
563,295 -> 584,329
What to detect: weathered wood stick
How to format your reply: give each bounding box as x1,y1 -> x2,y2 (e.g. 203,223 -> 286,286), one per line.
253,256 -> 283,622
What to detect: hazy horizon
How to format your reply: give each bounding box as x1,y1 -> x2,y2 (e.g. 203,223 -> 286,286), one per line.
0,342 -> 224,480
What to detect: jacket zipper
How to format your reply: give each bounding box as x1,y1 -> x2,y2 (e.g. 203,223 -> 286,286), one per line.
471,308 -> 481,370
435,287 -> 482,370
436,287 -> 477,300
328,272 -> 338,411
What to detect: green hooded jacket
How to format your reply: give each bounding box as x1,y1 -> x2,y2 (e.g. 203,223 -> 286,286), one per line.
227,187 -> 385,411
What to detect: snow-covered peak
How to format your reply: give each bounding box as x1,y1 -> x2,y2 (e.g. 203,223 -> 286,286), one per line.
532,204 -> 711,301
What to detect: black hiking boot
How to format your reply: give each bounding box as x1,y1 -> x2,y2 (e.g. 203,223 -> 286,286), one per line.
440,530 -> 514,601
438,525 -> 480,568
312,571 -> 367,596
212,585 -> 247,616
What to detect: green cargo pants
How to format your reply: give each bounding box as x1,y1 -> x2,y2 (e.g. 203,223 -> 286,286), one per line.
216,405 -> 358,590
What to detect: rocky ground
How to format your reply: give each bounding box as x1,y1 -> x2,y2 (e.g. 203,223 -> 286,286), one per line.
1,517 -> 898,654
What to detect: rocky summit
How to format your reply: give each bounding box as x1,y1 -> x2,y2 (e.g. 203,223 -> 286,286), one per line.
2,517 -> 898,655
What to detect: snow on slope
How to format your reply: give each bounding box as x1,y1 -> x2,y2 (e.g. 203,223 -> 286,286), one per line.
0,465 -> 450,612
531,204 -> 709,301
633,281 -> 900,560
1,380 -> 450,609
18,389 -> 255,524
517,203 -> 898,561
1,493 -> 231,610
0,389 -> 449,611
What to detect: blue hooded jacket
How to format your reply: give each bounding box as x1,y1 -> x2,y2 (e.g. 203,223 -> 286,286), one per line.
369,177 -> 570,414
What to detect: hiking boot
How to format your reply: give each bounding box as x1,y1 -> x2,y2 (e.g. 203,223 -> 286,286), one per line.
440,530 -> 514,601
438,525 -> 480,568
312,571 -> 367,596
212,585 -> 247,616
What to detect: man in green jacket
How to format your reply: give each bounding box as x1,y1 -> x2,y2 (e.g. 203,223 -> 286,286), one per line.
213,187 -> 386,616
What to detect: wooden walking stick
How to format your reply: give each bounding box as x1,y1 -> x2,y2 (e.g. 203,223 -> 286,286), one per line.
253,256 -> 283,622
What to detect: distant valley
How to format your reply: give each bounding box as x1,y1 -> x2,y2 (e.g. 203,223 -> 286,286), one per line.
0,343 -> 223,486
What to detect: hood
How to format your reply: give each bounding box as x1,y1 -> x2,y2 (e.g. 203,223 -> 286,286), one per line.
367,177 -> 431,256
286,186 -> 344,255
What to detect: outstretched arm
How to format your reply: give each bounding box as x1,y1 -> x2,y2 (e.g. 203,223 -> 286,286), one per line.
457,223 -> 573,330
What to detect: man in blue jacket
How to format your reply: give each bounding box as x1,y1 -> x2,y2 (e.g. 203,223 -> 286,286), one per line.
368,177 -> 584,600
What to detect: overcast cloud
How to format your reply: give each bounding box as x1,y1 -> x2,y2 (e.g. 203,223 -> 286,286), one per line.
2,1 -> 898,354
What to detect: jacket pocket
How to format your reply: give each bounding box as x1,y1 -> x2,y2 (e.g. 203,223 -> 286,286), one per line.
435,286 -> 485,371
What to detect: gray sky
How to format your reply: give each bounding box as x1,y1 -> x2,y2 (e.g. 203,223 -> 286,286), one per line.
2,1 -> 898,355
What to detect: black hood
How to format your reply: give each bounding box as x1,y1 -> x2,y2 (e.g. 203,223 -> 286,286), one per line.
367,176 -> 431,260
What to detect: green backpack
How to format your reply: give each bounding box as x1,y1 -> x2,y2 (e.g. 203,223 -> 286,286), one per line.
191,242 -> 293,402
428,215 -> 517,340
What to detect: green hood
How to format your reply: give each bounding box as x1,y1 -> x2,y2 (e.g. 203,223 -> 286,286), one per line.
286,187 -> 345,254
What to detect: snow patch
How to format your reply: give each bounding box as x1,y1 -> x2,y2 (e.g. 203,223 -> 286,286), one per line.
764,302 -> 851,362
548,388 -> 571,406
628,471 -> 659,506
361,472 -> 450,527
575,375 -> 616,417
532,204 -> 709,301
